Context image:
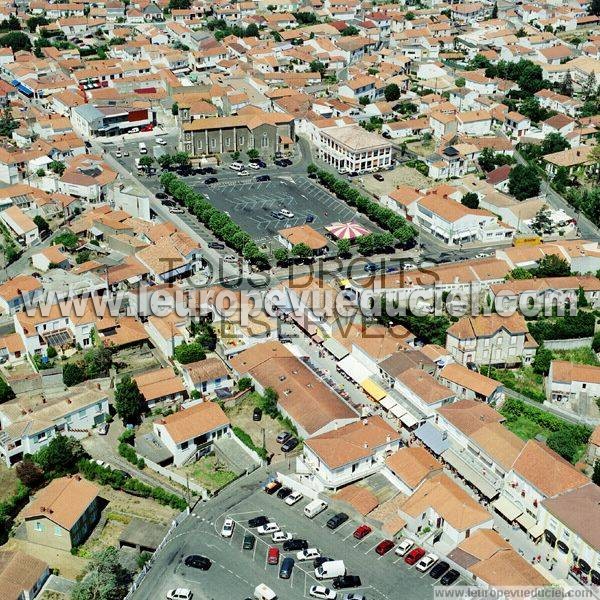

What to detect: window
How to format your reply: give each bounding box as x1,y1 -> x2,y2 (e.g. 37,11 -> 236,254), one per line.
210,138 -> 216,149
35,521 -> 43,532
54,525 -> 62,536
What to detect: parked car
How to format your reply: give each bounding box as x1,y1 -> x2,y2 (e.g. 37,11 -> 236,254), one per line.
243,534 -> 255,550
276,431 -> 291,444
313,556 -> 333,569
257,522 -> 280,535
394,539 -> 414,557
285,491 -> 303,506
156,137 -> 167,145
375,540 -> 395,556
305,214 -> 315,223
256,175 -> 271,182
169,207 -> 185,214
253,407 -> 262,421
224,255 -> 237,263
115,150 -> 122,158
220,518 -> 234,538
429,561 -> 450,579
167,589 -> 192,600
238,170 -> 250,177
297,548 -> 321,561
204,177 -> 218,184
440,569 -> 460,586
327,513 -> 349,530
373,173 -> 384,181
248,516 -> 269,528
352,525 -> 371,539
264,481 -> 281,495
279,557 -> 294,579
281,437 -> 299,453
283,539 -> 308,552
208,242 -> 225,249
272,531 -> 292,543
248,162 -> 261,170
129,127 -> 140,133
204,167 -> 217,174
279,209 -> 294,218
267,547 -> 280,565
277,487 -> 292,500
364,262 -> 380,272
156,192 -> 168,200
97,422 -> 109,435
162,200 -> 176,207
332,576 -> 362,590
309,586 -> 337,599
183,555 -> 211,570
342,595 -> 366,600
404,547 -> 426,565
416,553 -> 438,573
271,211 -> 285,220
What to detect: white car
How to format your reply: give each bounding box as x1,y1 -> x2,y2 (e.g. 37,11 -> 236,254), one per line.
156,137 -> 167,145
169,207 -> 185,214
248,162 -> 261,170
129,127 -> 140,133
475,252 -> 491,259
402,262 -> 417,271
297,548 -> 321,561
166,589 -> 192,600
221,518 -> 234,538
285,491 -> 303,506
272,530 -> 292,543
309,586 -> 337,599
223,255 -> 237,263
394,539 -> 414,557
115,150 -> 122,158
416,552 -> 438,572
279,209 -> 294,218
237,170 -> 250,176
257,522 -> 280,535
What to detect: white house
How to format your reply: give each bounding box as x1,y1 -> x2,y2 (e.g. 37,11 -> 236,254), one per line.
546,360 -> 600,404
181,357 -> 231,395
0,206 -> 39,246
153,401 -> 231,466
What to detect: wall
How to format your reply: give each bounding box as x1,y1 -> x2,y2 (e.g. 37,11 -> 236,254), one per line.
143,456 -> 209,500
544,337 -> 593,350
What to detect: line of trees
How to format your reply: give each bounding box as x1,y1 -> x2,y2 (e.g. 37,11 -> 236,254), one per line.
307,165 -> 417,247
160,172 -> 270,269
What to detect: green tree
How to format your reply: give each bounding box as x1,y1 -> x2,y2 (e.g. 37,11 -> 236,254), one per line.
534,254 -> 571,277
273,248 -> 289,265
173,340 -> 206,364
507,267 -> 533,280
171,102 -> 179,116
168,0 -> 191,8
0,31 -> 31,52
247,149 -> 259,160
63,362 -> 85,387
455,77 -> 466,88
359,96 -> 370,106
71,547 -> 133,600
530,205 -> 553,235
532,346 -> 553,375
48,160 -> 66,175
560,70 -> 574,96
259,387 -> 279,417
309,59 -> 325,74
26,16 -> 50,32
541,132 -> 570,156
15,458 -> 44,488
337,238 -> 351,257
291,242 -> 313,260
341,25 -> 359,36
508,164 -> 541,200
245,23 -> 259,37
55,232 -> 79,249
384,83 -> 400,102
139,155 -> 154,171
577,285 -> 589,308
593,459 -> 600,486
552,166 -> 570,193
491,2 -> 498,18
33,435 -> 85,477
114,376 -> 145,425
0,107 -> 17,137
0,377 -> 14,403
461,192 -> 479,209
33,215 -> 49,235
84,346 -> 113,379
158,154 -> 173,170
238,377 -> 252,391
547,429 -> 580,463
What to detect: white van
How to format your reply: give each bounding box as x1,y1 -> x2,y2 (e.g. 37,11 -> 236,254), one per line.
229,161 -> 244,171
304,499 -> 328,519
314,560 -> 346,580
254,583 -> 277,600
138,142 -> 147,155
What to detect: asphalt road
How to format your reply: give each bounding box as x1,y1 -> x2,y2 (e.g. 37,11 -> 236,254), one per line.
132,467 -> 462,600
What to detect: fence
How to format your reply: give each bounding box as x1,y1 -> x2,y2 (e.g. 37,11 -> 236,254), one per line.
142,457 -> 209,500
544,337 -> 593,350
123,507 -> 190,600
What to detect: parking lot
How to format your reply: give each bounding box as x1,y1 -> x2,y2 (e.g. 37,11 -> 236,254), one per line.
145,481 -> 465,600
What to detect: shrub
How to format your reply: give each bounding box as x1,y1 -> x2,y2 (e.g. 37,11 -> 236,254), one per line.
233,426 -> 268,460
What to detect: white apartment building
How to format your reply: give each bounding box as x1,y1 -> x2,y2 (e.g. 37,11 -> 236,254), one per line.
446,314 -> 537,367
316,124 -> 392,174
0,205 -> 39,246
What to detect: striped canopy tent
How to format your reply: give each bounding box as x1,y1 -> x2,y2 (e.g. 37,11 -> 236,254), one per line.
325,222 -> 370,240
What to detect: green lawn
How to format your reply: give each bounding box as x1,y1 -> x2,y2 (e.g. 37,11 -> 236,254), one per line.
183,455 -> 236,492
502,415 -> 550,441
485,366 -> 546,402
0,463 -> 19,503
552,347 -> 599,366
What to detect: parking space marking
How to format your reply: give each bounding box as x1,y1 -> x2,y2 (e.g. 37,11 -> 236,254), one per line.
365,541 -> 381,555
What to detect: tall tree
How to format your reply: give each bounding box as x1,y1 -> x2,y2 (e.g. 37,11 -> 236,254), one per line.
508,164 -> 541,200
71,547 -> 132,600
560,70 -> 574,96
114,376 -> 145,425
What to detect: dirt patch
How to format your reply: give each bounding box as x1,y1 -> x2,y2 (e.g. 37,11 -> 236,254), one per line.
3,538 -> 89,580
39,592 -> 69,600
79,517 -> 127,557
0,463 -> 19,502
225,394 -> 300,463
98,487 -> 178,525
360,165 -> 432,198
406,139 -> 435,158
177,455 -> 236,492
113,346 -> 161,376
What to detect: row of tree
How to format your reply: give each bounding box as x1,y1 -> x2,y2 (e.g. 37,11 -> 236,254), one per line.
307,165 -> 417,247
159,172 -> 270,269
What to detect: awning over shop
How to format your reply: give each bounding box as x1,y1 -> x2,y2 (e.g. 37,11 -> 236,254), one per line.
400,412 -> 419,429
337,355 -> 373,383
380,396 -> 398,411
492,496 -> 523,522
517,512 -> 543,538
390,404 -> 406,419
290,312 -> 317,336
90,226 -> 103,237
442,449 -> 500,499
322,337 -> 349,361
361,378 -> 387,401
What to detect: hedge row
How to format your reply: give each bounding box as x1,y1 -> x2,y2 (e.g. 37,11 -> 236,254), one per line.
233,426 -> 268,460
160,172 -> 269,269
0,483 -> 29,544
118,442 -> 145,470
528,312 -> 596,342
307,165 -> 417,246
79,459 -> 187,511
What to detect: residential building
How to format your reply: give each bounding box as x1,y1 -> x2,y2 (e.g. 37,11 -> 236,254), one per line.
71,104 -> 154,138
0,550 -> 49,600
23,475 -> 101,551
133,367 -> 186,409
546,360 -> 600,404
383,446 -> 444,495
153,401 -> 231,466
0,205 -> 39,246
438,363 -> 504,404
181,357 -> 231,395
0,275 -> 43,315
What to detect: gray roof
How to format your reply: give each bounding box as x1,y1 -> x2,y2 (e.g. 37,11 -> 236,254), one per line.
119,517 -> 170,551
72,104 -> 103,123
413,421 -> 450,456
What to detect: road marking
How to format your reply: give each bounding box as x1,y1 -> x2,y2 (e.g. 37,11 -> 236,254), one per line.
365,542 -> 380,555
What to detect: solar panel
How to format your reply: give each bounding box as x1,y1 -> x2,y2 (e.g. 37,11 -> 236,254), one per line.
43,330 -> 73,347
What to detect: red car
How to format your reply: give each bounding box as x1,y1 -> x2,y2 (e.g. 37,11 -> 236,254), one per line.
405,547 -> 426,565
267,547 -> 280,565
353,525 -> 372,540
375,540 -> 395,556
